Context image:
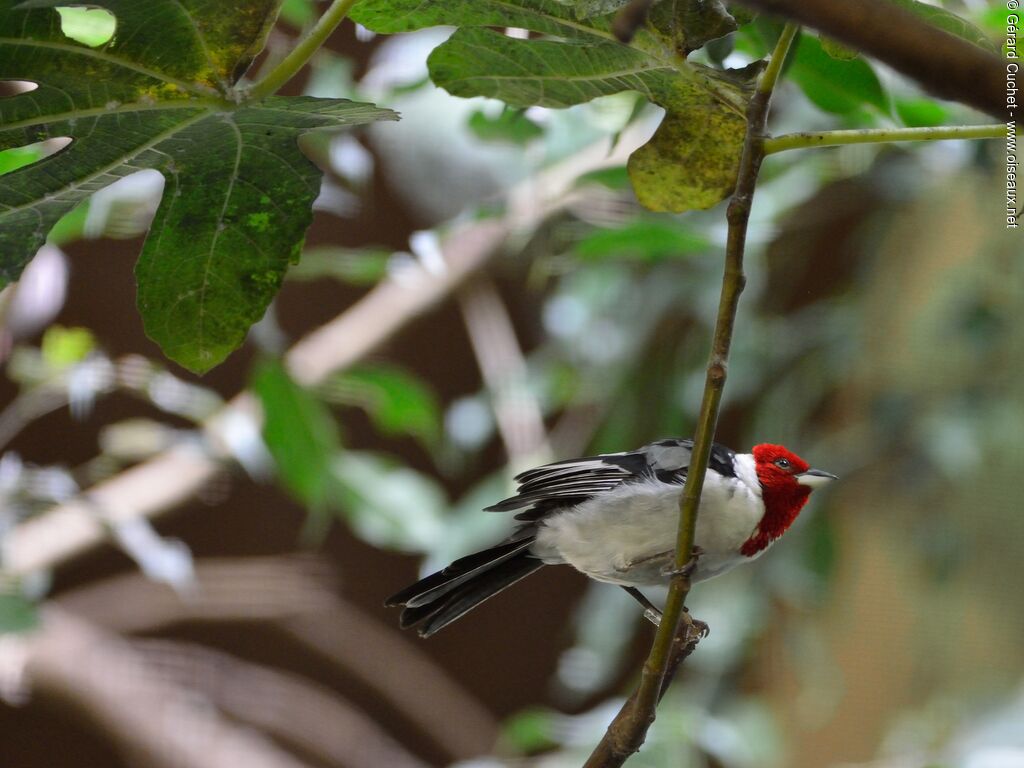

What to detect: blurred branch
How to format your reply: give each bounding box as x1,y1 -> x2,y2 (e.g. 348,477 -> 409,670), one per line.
0,386 -> 69,450
731,0 -> 1007,118
764,124 -> 1006,155
17,609 -> 312,768
2,121 -> 645,579
0,354 -> 222,451
612,0 -> 655,43
132,639 -> 428,768
56,555 -> 499,761
457,275 -> 551,469
584,23 -> 800,767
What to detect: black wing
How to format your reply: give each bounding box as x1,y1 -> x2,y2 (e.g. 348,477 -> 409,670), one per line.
484,438 -> 737,522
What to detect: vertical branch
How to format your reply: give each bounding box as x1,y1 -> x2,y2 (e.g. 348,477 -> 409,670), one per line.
582,23 -> 800,768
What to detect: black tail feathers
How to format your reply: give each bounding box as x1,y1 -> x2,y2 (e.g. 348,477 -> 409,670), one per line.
386,539 -> 543,637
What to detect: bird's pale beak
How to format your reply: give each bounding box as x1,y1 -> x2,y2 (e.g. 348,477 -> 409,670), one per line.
796,468 -> 838,489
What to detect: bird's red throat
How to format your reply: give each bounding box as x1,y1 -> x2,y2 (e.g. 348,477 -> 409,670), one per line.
740,478 -> 811,557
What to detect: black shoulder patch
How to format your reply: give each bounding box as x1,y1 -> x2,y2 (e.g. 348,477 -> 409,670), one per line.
708,442 -> 737,477
600,451 -> 650,476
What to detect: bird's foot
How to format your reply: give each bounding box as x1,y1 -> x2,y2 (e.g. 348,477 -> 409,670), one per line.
661,545 -> 704,580
642,606 -> 710,640
643,607 -> 663,627
621,586 -> 665,627
683,609 -> 710,639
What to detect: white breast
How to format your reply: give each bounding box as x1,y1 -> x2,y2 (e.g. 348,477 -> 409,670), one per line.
531,459 -> 766,586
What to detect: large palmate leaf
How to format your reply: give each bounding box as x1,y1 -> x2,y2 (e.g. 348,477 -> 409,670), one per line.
351,0 -> 757,213
0,0 -> 396,372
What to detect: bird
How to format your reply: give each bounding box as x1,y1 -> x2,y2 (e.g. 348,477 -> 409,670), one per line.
387,439 -> 837,637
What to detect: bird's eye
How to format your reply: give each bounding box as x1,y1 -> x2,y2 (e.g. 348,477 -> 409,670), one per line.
774,458 -> 791,469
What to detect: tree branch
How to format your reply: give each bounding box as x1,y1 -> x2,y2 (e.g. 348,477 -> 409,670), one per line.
582,23 -> 800,768
457,275 -> 552,469
764,123 -> 1006,154
56,556 -> 499,760
131,638 -> 429,768
731,0 -> 1007,119
17,609 -> 312,768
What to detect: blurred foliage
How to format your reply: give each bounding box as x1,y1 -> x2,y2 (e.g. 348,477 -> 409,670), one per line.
467,107 -> 545,145
787,34 -> 889,117
0,592 -> 38,634
318,364 -> 442,448
254,359 -> 343,517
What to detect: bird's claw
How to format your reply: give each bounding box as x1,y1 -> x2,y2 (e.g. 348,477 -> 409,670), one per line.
648,607 -> 710,642
684,610 -> 710,639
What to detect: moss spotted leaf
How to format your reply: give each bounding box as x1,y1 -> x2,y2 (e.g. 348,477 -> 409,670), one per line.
351,0 -> 753,213
0,1 -> 396,372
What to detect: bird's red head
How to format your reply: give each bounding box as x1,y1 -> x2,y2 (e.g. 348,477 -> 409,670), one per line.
743,444 -> 828,556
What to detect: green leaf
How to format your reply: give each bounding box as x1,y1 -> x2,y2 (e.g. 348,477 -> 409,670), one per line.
253,359 -> 341,511
332,451 -> 448,552
819,36 -> 859,61
788,33 -> 888,116
573,0 -> 625,18
0,593 -> 38,634
351,0 -> 754,212
44,200 -> 90,246
574,165 -> 631,190
896,97 -> 948,128
427,28 -> 666,107
627,67 -> 754,211
467,108 -> 544,145
280,0 -> 315,26
56,6 -> 116,47
574,219 -> 710,261
500,708 -> 558,752
0,143 -> 45,176
287,246 -> 392,285
646,0 -> 736,56
319,364 -> 442,447
0,1 -> 397,372
350,0 -> 603,38
886,0 -> 998,54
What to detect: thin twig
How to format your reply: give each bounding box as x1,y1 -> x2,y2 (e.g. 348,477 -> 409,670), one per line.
583,23 -> 800,768
764,123 -> 1006,154
247,0 -> 359,100
731,0 -> 1007,118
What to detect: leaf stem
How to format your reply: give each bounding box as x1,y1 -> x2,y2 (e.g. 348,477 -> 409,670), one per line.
764,123 -> 1006,154
248,0 -> 359,100
582,22 -> 801,768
